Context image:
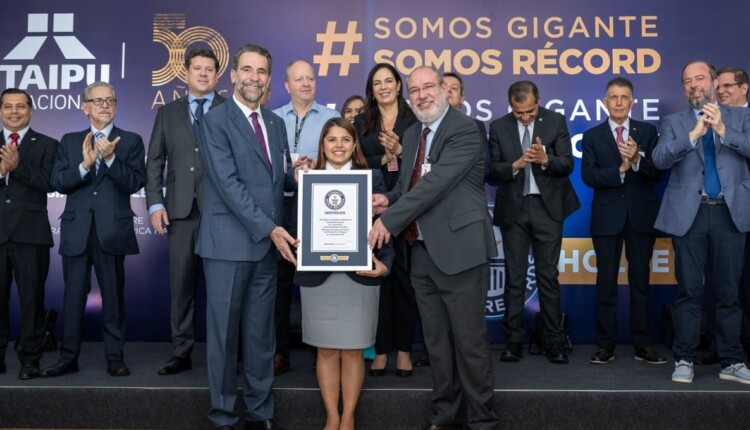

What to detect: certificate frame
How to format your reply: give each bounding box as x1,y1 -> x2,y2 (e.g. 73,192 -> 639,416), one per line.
297,170 -> 372,271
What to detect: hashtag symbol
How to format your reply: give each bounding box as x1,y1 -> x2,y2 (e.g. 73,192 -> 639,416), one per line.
314,21 -> 362,77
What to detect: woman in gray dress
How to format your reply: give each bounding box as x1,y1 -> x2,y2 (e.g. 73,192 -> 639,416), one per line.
295,118 -> 393,430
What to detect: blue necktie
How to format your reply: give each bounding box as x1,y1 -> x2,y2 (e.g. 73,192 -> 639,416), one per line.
193,99 -> 207,141
702,130 -> 720,198
94,131 -> 105,173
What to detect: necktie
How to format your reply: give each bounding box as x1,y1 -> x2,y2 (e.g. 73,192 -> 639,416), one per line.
193,98 -> 207,141
615,125 -> 625,145
4,133 -> 19,185
94,131 -> 105,173
250,112 -> 271,167
522,126 -> 531,196
404,127 -> 430,245
703,130 -> 721,198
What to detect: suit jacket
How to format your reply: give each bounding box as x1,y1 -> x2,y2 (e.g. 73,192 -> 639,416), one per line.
0,129 -> 58,246
52,126 -> 146,256
195,99 -> 296,262
355,109 -> 418,191
145,93 -> 226,218
488,107 -> 580,229
295,169 -> 394,287
653,105 -> 750,236
581,118 -> 662,236
380,107 -> 497,276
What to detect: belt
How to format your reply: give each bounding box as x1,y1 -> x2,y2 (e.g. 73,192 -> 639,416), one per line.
700,195 -> 725,205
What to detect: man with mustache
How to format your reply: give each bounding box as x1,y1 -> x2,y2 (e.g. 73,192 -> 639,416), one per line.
653,60 -> 750,385
369,66 -> 497,430
196,44 -> 296,430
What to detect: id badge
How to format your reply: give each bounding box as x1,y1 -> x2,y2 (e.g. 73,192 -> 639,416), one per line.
421,163 -> 431,177
290,152 -> 300,164
387,157 -> 399,172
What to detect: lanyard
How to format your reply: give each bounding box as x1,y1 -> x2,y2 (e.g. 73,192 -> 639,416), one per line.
293,111 -> 309,153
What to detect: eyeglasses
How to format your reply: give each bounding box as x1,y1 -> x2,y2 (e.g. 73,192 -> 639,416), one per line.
408,82 -> 440,97
85,97 -> 117,106
718,82 -> 742,90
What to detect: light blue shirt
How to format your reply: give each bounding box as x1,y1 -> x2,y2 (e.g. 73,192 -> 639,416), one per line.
273,101 -> 339,161
188,92 -> 215,123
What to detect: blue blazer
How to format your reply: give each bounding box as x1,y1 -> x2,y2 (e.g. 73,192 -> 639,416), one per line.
653,105 -> 750,236
195,99 -> 296,262
294,169 -> 394,287
52,126 -> 146,256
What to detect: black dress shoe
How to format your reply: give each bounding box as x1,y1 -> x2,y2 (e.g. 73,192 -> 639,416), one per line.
41,360 -> 79,377
246,418 -> 280,430
158,356 -> 192,375
413,355 -> 431,367
590,347 -> 614,364
635,346 -> 667,365
500,343 -> 522,362
107,361 -> 131,377
368,367 -> 386,376
546,344 -> 569,364
273,354 -> 291,376
19,361 -> 40,380
395,368 -> 413,377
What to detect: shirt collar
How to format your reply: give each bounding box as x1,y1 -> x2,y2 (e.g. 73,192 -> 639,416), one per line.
91,122 -> 114,138
422,105 -> 450,133
4,126 -> 29,142
608,117 -> 630,132
188,91 -> 215,105
233,95 -> 262,119
325,160 -> 352,170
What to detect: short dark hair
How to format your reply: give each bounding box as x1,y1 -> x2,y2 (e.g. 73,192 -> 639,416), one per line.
681,60 -> 717,82
232,44 -> 272,74
508,80 -> 539,104
314,117 -> 367,170
0,88 -> 33,109
341,94 -> 366,113
185,48 -> 219,71
606,76 -> 634,94
443,71 -> 464,95
717,66 -> 749,86
360,63 -> 411,135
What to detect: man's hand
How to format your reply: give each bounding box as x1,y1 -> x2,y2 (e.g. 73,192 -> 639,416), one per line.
701,103 -> 725,138
269,226 -> 299,265
372,193 -> 390,215
525,137 -> 548,165
619,136 -> 639,164
0,144 -> 19,172
81,132 -> 98,170
96,134 -> 121,162
150,209 -> 170,235
368,218 -> 392,249
294,156 -> 314,182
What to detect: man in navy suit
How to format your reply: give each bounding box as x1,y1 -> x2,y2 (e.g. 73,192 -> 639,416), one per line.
42,82 -> 146,378
146,48 -> 226,375
196,44 -> 296,430
581,77 -> 666,365
653,61 -> 750,385
0,89 -> 58,379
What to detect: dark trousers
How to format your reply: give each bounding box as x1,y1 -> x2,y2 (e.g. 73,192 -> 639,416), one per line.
672,203 -> 745,366
411,242 -> 496,430
0,241 -> 49,363
167,200 -> 202,358
592,221 -> 655,351
738,233 -> 750,349
375,237 -> 417,354
275,196 -> 295,360
500,196 -> 563,346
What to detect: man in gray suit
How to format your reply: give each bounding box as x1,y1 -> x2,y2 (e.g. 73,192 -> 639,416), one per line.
369,66 -> 497,430
146,48 -> 225,375
653,60 -> 750,385
196,44 -> 296,430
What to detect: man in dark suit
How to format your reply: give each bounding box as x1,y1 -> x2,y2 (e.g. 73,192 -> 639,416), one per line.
653,61 -> 750,385
146,48 -> 225,375
581,77 -> 666,365
488,80 -> 580,364
42,82 -> 146,378
369,66 -> 497,430
0,89 -> 58,379
196,44 -> 296,430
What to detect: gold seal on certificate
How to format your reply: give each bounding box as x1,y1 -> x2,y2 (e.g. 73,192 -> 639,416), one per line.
297,170 -> 372,271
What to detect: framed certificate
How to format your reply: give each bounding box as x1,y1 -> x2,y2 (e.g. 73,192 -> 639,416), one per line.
297,170 -> 372,271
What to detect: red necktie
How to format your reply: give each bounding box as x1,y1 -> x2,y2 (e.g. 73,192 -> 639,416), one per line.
250,112 -> 271,168
9,132 -> 19,147
404,127 -> 430,245
615,126 -> 625,145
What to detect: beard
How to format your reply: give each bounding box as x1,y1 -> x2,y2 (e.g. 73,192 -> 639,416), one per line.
686,84 -> 715,109
413,92 -> 449,125
236,80 -> 264,105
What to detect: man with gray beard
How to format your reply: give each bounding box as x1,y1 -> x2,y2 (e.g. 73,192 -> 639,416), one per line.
369,66 -> 497,430
653,60 -> 750,385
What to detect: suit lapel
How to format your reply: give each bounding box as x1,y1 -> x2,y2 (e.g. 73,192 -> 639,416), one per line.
598,122 -> 620,161
680,109 -> 705,162
228,102 -> 272,174
176,97 -> 195,143
261,107 -> 278,181
506,117 -> 523,158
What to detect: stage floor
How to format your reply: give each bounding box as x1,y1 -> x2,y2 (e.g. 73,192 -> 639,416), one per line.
1,342 -> 748,429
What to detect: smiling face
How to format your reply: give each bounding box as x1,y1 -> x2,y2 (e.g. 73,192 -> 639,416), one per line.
1,93 -> 32,132
342,98 -> 365,123
407,67 -> 448,125
444,75 -> 465,109
371,66 -> 401,107
510,94 -> 538,126
717,71 -> 749,107
682,61 -> 716,109
186,55 -> 219,98
322,125 -> 355,168
231,51 -> 270,109
285,61 -> 316,106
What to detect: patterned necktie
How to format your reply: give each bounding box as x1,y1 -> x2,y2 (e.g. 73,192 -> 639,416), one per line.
4,133 -> 19,185
193,98 -> 207,141
94,131 -> 105,173
615,125 -> 625,145
404,127 -> 431,245
703,130 -> 720,198
250,112 -> 271,167
522,126 -> 531,196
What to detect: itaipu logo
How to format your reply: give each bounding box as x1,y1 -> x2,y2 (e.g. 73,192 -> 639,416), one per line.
0,13 -> 110,110
324,190 -> 346,210
151,13 -> 229,86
